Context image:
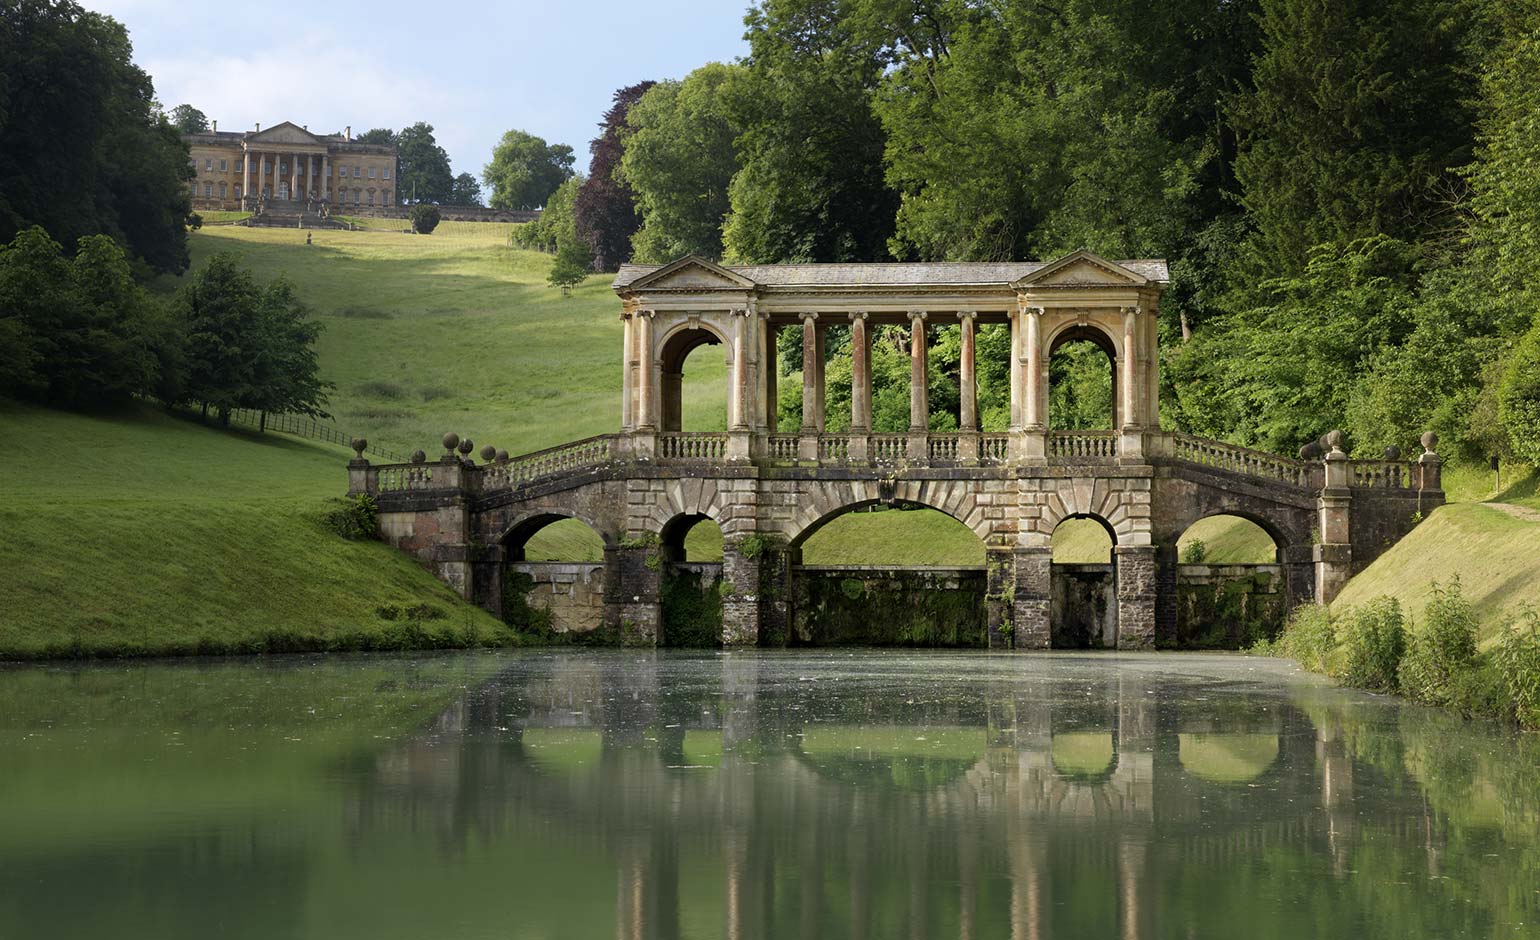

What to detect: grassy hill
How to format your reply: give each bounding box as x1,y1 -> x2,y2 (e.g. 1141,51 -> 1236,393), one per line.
0,401 -> 506,658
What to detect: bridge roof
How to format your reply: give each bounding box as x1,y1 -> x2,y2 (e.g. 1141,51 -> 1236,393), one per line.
612,255 -> 1170,291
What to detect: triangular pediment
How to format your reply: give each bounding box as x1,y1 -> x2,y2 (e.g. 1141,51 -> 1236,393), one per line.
1012,250 -> 1148,288
627,256 -> 757,291
247,122 -> 325,146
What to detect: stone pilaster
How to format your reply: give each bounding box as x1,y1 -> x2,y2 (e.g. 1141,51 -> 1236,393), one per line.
799,312 -> 822,460
756,542 -> 797,648
986,547 -> 1015,649
611,543 -> 662,645
1115,545 -> 1157,649
908,311 -> 928,460
720,539 -> 761,646
1011,546 -> 1052,649
1315,432 -> 1353,603
1282,543 -> 1317,611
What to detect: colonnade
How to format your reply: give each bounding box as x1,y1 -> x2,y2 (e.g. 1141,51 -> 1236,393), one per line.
240,147 -> 329,204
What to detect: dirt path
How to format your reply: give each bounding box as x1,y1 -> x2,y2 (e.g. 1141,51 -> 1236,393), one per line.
1484,501 -> 1540,523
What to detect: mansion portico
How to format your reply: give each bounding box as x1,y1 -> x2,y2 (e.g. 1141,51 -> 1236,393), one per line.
183,121 -> 396,211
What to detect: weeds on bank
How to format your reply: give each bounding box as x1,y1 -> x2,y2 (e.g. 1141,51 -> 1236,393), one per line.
1258,578 -> 1540,730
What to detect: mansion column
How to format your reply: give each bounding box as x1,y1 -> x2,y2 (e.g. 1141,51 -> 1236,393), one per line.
321,153 -> 330,202
242,148 -> 253,208
958,311 -> 979,463
798,313 -> 822,460
291,152 -> 301,202
908,311 -> 928,460
848,311 -> 870,461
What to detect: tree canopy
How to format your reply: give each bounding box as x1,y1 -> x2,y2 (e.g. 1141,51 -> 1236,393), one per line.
169,104 -> 208,134
574,81 -> 655,272
395,122 -> 453,204
483,129 -> 576,211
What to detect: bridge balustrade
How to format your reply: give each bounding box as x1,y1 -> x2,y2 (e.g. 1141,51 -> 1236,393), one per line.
980,434 -> 1010,463
767,435 -> 799,460
658,433 -> 727,461
1350,461 -> 1410,489
1171,434 -> 1319,489
375,465 -> 435,492
817,435 -> 851,461
1049,431 -> 1120,461
927,436 -> 960,462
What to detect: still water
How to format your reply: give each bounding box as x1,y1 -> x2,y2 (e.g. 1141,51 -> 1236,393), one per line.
1,651 -> 1537,939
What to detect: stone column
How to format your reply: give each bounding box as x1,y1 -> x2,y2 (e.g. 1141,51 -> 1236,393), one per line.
242,148 -> 253,208
1115,545 -> 1157,649
798,313 -> 821,461
908,311 -> 928,460
611,536 -> 662,645
848,311 -> 870,462
1315,431 -> 1353,602
1119,305 -> 1145,462
1011,546 -> 1052,649
958,311 -> 979,463
763,319 -> 778,433
321,153 -> 330,202
728,308 -> 752,460
634,311 -> 658,457
290,151 -> 300,201
620,312 -> 635,431
1019,305 -> 1047,463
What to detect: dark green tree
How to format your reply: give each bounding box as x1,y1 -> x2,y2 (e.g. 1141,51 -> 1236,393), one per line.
547,236 -> 594,295
448,172 -> 483,206
409,203 -> 441,234
483,129 -> 575,210
168,104 -> 208,133
354,127 -> 397,145
510,176 -> 582,253
395,122 -> 453,204
574,81 -> 655,271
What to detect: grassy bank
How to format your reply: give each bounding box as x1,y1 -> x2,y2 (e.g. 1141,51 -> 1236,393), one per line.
0,402 -> 509,658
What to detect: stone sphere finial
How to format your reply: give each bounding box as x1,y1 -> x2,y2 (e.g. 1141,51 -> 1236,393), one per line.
1421,430 -> 1438,454
350,437 -> 367,458
479,444 -> 496,463
1325,430 -> 1345,453
495,448 -> 509,464
410,449 -> 427,464
442,432 -> 460,452
1383,445 -> 1400,460
458,437 -> 474,456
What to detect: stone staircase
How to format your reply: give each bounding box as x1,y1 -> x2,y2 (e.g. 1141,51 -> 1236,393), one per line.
244,200 -> 351,230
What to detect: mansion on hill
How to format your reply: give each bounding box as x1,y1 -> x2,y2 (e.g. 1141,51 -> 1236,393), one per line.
183,121 -> 396,212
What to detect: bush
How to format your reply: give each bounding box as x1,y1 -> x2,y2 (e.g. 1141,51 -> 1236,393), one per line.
1278,604 -> 1335,672
1399,579 -> 1479,706
1493,607 -> 1540,729
1180,539 -> 1208,564
320,494 -> 377,540
409,204 -> 441,235
1337,597 -> 1406,692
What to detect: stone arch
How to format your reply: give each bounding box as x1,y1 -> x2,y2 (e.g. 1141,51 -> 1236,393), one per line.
1034,479 -> 1143,546
658,511 -> 723,563
1174,510 -> 1287,564
634,477 -> 743,538
781,479 -> 999,549
1044,320 -> 1121,430
655,319 -> 734,432
500,508 -> 617,562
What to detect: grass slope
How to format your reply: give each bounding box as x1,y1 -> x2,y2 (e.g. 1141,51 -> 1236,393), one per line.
0,401 -> 505,657
1332,502 -> 1540,636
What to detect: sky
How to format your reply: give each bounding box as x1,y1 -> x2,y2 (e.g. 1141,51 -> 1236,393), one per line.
90,0 -> 750,179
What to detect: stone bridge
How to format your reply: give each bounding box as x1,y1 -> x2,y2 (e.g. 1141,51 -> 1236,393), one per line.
347,251 -> 1443,647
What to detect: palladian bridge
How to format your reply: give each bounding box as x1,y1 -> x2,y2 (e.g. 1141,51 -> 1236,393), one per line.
347,251 -> 1443,647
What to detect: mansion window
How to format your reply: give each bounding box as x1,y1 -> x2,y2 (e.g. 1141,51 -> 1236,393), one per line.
189,181 -> 197,196
353,166 -> 361,178
352,190 -> 361,205
367,190 -> 374,206
368,167 -> 376,179
236,159 -> 244,172
219,182 -> 227,198
204,182 -> 213,197
205,158 -> 213,171
382,190 -> 391,205
383,168 -> 391,180
219,159 -> 227,172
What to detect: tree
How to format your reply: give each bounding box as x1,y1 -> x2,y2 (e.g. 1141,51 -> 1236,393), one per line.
574,81 -> 655,272
243,278 -> 330,419
483,129 -> 575,210
354,127 -> 397,145
448,173 -> 483,206
547,237 -> 593,295
0,0 -> 194,275
510,176 -> 583,253
168,104 -> 208,133
395,122 -> 453,204
1500,317 -> 1540,465
619,64 -> 743,262
409,203 -> 441,235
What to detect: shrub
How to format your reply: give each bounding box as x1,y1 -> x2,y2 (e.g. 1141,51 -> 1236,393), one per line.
409,204 -> 441,235
1399,579 -> 1479,706
320,494 -> 377,540
1180,539 -> 1208,564
1278,604 -> 1335,672
1493,607 -> 1540,730
1337,597 -> 1406,692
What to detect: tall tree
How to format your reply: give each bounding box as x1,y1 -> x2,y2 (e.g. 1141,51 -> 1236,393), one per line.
0,0 -> 194,275
725,0 -> 899,263
448,172 -> 483,206
394,122 -> 453,204
619,64 -> 744,262
168,104 -> 208,133
483,129 -> 575,210
354,127 -> 397,145
574,81 -> 655,271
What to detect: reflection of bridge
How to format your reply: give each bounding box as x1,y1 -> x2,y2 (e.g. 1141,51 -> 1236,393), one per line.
348,251 -> 1444,646
350,655 -> 1380,940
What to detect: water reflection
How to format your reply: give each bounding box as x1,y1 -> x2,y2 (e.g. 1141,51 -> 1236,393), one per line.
1,652 -> 1538,939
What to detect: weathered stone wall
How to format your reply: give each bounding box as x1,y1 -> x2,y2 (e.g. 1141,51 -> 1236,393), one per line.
1050,564 -> 1116,648
788,566 -> 988,647
508,562 -> 607,634
1175,564 -> 1285,648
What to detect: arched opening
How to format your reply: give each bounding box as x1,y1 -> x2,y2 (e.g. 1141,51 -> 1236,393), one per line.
1173,514 -> 1287,648
658,514 -> 725,648
1050,514 -> 1117,648
658,326 -> 730,432
501,514 -> 610,636
798,724 -> 985,792
1178,733 -> 1280,785
1047,326 -> 1117,430
1050,731 -> 1116,778
790,502 -> 988,646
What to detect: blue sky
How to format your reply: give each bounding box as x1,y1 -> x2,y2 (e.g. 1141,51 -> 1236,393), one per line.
90,0 -> 750,180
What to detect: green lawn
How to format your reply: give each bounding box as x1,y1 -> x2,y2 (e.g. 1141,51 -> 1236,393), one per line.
0,401 -> 506,657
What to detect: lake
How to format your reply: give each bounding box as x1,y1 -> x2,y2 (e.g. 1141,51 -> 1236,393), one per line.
1,651 -> 1536,938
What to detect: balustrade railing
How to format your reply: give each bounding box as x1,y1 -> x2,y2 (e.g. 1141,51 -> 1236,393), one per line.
483,435 -> 615,489
1172,433 -> 1315,488
870,434 -> 908,461
980,434 -> 1010,463
1351,461 -> 1410,489
928,435 -> 960,462
375,465 -> 435,492
657,433 -> 727,461
767,434 -> 799,461
818,435 -> 851,461
1049,430 -> 1119,460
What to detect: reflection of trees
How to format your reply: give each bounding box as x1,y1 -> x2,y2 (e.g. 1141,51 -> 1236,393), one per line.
338,655 -> 1540,940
